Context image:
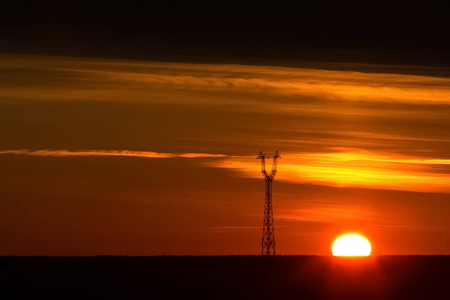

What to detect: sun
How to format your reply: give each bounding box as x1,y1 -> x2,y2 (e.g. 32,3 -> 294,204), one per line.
332,234 -> 371,256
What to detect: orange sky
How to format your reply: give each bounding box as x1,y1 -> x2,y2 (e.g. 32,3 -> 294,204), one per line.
1,54 -> 450,255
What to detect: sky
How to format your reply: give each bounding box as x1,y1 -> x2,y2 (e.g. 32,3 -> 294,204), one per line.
1,7 -> 450,255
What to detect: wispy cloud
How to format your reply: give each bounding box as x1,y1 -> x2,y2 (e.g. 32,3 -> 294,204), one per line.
2,55 -> 450,255
2,55 -> 450,194
4,148 -> 450,193
207,226 -> 262,233
277,203 -> 378,223
207,150 -> 450,193
3,54 -> 450,106
0,149 -> 227,159
377,224 -> 448,231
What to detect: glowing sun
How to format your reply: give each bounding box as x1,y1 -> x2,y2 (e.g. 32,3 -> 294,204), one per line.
332,234 -> 371,256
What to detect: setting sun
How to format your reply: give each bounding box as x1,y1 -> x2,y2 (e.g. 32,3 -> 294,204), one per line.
332,234 -> 372,256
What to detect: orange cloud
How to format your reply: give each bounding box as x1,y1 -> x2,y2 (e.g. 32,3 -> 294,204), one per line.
277,203 -> 378,223
0,149 -> 227,159
207,150 -> 450,193
3,148 -> 450,193
2,55 -> 450,194
2,54 -> 450,107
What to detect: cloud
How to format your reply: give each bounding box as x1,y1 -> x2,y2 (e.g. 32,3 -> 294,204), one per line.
2,55 -> 450,194
2,54 -> 450,107
277,203 -> 378,223
206,226 -> 262,233
0,149 -> 227,159
4,148 -> 450,193
2,55 -> 450,256
207,150 -> 450,193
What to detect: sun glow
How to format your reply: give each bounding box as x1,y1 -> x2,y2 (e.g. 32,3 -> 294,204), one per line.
332,234 -> 371,256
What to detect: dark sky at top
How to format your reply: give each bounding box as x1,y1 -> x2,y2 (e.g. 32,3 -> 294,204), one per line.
2,5 -> 450,66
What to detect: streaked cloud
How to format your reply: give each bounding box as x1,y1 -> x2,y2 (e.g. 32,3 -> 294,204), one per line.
208,150 -> 450,193
0,149 -> 227,159
277,203 -> 378,223
1,55 -> 450,255
3,148 -> 450,193
2,54 -> 450,194
2,54 -> 450,107
207,226 -> 262,233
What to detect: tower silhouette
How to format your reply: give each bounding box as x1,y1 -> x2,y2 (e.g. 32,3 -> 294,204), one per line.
257,151 -> 280,255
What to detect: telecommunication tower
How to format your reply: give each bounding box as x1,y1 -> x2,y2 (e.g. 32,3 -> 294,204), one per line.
257,150 -> 280,255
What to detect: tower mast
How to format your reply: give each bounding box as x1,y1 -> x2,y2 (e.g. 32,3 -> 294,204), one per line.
257,150 -> 280,255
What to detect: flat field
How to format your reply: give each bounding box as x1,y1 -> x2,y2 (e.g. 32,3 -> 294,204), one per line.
1,256 -> 449,299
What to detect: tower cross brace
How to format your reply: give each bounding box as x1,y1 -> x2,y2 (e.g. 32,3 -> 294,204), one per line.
257,150 -> 280,255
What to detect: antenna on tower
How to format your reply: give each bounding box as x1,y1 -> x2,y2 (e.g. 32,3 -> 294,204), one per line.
257,150 -> 280,255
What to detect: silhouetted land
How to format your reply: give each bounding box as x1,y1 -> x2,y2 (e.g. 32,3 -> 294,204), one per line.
1,256 -> 449,299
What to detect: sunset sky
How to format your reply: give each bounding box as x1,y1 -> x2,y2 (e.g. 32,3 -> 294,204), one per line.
1,6 -> 449,255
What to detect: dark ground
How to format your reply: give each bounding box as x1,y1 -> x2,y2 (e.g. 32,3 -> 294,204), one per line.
0,256 -> 449,299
